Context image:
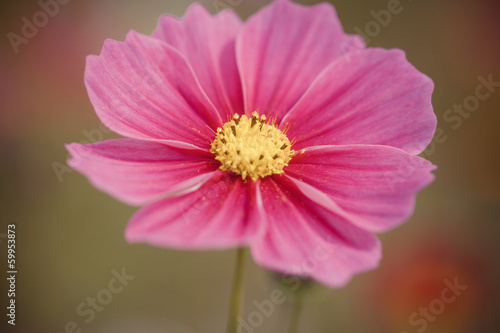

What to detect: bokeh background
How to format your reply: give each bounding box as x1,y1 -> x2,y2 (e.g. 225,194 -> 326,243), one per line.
1,0 -> 499,332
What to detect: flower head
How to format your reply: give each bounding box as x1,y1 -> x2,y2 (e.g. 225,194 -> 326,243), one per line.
211,112 -> 297,181
66,0 -> 436,287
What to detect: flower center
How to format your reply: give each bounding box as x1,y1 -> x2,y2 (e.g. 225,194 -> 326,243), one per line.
210,111 -> 296,181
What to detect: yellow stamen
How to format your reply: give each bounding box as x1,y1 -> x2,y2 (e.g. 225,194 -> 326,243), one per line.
210,111 -> 296,181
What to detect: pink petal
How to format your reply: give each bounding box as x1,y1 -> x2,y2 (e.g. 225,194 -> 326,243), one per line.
251,176 -> 381,287
153,4 -> 244,118
66,139 -> 219,206
286,145 -> 436,232
282,48 -> 436,154
125,172 -> 261,249
237,0 -> 363,120
85,31 -> 222,150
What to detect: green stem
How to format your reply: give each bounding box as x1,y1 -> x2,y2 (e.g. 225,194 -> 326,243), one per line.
287,292 -> 304,333
226,248 -> 246,333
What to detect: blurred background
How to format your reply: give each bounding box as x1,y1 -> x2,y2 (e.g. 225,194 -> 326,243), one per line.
1,0 -> 499,332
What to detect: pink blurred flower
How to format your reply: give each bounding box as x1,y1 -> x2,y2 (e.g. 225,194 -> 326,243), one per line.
66,0 -> 436,287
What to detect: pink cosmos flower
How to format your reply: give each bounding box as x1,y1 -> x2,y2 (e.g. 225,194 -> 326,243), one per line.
66,0 -> 436,287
